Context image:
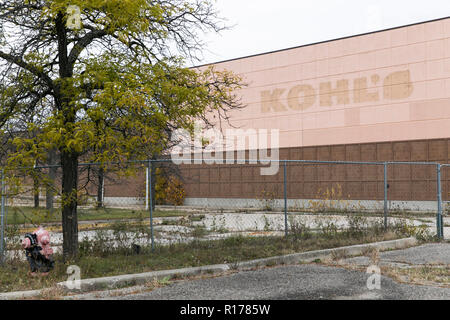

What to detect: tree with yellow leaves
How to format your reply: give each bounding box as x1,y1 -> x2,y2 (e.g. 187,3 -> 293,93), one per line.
0,0 -> 243,259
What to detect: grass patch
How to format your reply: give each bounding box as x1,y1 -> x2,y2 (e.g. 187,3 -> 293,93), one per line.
5,206 -> 189,225
0,228 -> 402,293
382,265 -> 449,287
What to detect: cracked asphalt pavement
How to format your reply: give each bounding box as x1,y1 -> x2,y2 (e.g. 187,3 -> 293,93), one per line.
103,264 -> 447,300
68,243 -> 448,300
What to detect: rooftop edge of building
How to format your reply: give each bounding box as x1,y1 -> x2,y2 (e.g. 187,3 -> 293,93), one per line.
192,15 -> 450,69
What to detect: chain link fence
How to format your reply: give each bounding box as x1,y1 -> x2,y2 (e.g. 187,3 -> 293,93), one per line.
0,159 -> 448,262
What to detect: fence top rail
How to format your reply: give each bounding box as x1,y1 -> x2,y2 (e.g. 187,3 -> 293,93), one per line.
149,159 -> 442,166
1,159 -> 446,170
385,161 -> 441,166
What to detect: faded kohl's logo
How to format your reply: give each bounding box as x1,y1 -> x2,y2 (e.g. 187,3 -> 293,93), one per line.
261,70 -> 413,113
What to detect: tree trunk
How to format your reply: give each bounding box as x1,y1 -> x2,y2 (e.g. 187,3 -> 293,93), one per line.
97,167 -> 104,208
56,12 -> 78,260
46,149 -> 57,211
61,151 -> 78,260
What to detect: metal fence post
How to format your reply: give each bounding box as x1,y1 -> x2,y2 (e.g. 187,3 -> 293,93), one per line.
283,160 -> 288,238
0,169 -> 5,264
383,162 -> 388,230
145,165 -> 149,210
148,160 -> 155,251
436,164 -> 443,239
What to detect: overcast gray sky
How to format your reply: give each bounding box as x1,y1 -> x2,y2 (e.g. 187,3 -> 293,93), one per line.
197,0 -> 450,65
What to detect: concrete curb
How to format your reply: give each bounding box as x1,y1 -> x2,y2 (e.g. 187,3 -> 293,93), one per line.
233,237 -> 418,269
0,289 -> 42,300
58,263 -> 230,293
0,237 -> 418,300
